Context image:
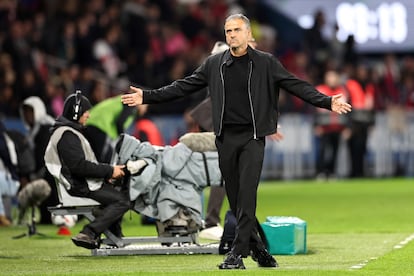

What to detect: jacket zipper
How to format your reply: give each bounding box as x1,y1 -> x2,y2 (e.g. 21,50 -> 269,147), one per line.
247,60 -> 257,139
219,62 -> 226,136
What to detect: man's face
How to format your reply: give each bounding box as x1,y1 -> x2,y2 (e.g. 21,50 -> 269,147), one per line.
224,18 -> 251,51
78,110 -> 90,126
22,105 -> 35,128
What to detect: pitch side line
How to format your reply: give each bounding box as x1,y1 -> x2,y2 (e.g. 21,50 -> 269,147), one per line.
349,233 -> 414,270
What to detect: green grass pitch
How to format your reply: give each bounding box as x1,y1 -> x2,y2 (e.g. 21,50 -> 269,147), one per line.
1,178 -> 414,275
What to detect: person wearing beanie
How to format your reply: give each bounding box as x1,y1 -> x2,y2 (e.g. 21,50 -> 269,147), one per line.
44,91 -> 130,249
61,91 -> 93,122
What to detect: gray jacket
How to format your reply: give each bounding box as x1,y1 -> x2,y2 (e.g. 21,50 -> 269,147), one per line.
117,134 -> 220,225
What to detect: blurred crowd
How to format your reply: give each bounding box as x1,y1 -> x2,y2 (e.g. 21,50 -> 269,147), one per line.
0,0 -> 250,118
1,0 -> 413,118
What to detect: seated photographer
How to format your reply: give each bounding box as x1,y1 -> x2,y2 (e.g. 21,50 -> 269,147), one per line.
44,91 -> 130,249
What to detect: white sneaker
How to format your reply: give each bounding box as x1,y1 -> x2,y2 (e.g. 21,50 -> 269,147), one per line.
199,225 -> 223,240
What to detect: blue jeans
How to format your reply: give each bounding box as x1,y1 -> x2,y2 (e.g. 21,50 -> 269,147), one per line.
0,171 -> 19,215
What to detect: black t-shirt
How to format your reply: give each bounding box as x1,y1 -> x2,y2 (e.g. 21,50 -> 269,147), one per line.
223,54 -> 252,125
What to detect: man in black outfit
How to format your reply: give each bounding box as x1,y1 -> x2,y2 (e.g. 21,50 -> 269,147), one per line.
45,91 -> 129,249
121,14 -> 352,269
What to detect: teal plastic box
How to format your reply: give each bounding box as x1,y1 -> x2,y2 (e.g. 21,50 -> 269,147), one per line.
261,216 -> 307,255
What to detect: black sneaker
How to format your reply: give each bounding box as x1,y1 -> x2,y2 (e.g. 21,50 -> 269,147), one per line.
71,233 -> 99,249
218,252 -> 246,269
251,248 -> 278,267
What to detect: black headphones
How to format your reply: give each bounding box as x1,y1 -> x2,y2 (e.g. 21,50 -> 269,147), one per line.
72,90 -> 82,121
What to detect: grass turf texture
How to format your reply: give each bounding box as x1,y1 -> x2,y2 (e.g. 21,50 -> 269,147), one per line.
1,178 -> 414,275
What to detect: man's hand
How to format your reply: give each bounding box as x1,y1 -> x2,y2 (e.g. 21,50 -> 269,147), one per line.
121,86 -> 143,106
112,165 -> 125,179
269,132 -> 284,141
331,94 -> 352,114
268,124 -> 284,141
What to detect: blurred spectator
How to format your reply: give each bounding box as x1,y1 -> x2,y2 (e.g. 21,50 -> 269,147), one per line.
0,53 -> 18,116
0,1 -> 17,34
0,85 -> 18,117
75,13 -> 97,67
328,23 -> 344,70
132,104 -> 164,146
0,121 -> 20,226
303,9 -> 329,83
18,67 -> 45,102
376,54 -> 401,106
162,23 -> 189,58
283,51 -> 315,113
88,79 -> 109,106
314,70 -> 348,180
121,0 -> 149,65
399,55 -> 414,110
343,35 -> 358,67
44,76 -> 65,117
345,64 -> 376,177
400,74 -> 414,110
2,20 -> 32,74
31,49 -> 49,82
31,12 -> 47,50
19,96 -> 59,224
93,23 -> 124,79
58,21 -> 77,63
179,2 -> 207,41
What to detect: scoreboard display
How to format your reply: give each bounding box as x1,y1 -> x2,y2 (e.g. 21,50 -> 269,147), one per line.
263,0 -> 414,53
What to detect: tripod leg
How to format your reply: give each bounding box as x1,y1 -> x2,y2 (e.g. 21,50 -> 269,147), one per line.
12,206 -> 47,239
12,232 -> 28,239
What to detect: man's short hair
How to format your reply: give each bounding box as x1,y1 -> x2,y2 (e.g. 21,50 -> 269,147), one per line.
225,14 -> 251,29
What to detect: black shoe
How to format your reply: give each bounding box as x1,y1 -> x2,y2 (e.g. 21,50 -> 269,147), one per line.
71,233 -> 99,249
251,248 -> 278,267
218,252 -> 246,269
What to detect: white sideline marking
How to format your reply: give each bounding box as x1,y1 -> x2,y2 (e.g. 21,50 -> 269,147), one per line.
393,234 -> 414,249
350,257 -> 377,270
349,233 -> 414,270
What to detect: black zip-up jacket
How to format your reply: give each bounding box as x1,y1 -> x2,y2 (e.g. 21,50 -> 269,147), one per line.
143,46 -> 332,138
50,117 -> 113,195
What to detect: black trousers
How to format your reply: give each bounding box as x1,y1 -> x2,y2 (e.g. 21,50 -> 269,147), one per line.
316,131 -> 341,176
215,125 -> 266,257
73,183 -> 130,237
348,122 -> 369,177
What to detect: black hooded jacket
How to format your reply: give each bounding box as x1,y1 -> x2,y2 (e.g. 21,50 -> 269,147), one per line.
50,116 -> 113,194
142,46 -> 332,138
